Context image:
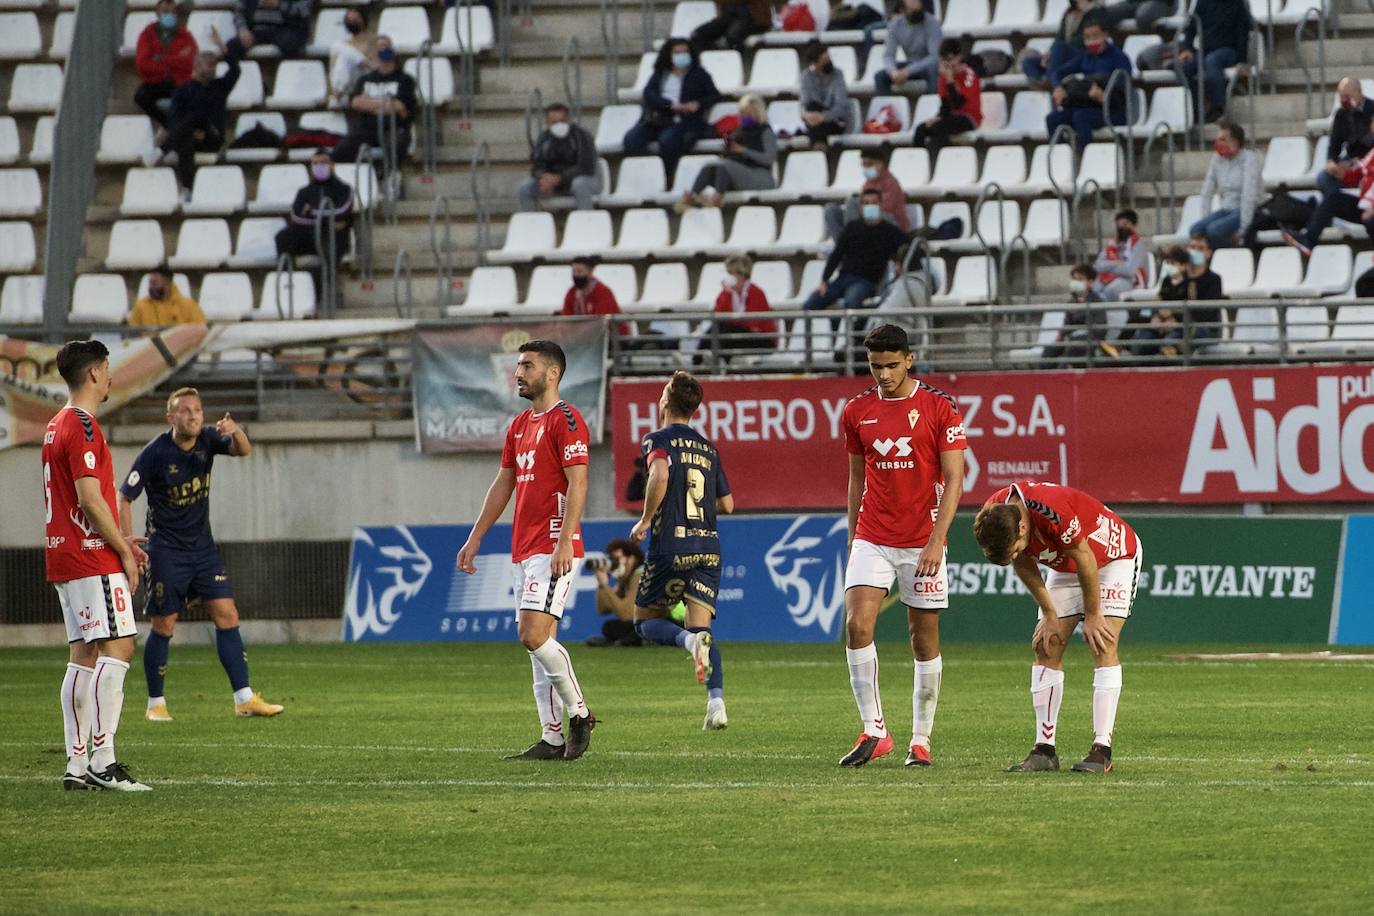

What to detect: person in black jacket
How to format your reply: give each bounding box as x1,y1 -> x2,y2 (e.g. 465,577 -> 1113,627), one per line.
332,35 -> 418,166
1319,77 -> 1374,196
276,149 -> 354,264
518,103 -> 600,211
228,0 -> 313,58
1130,240 -> 1223,358
622,38 -> 722,181
144,29 -> 239,196
1178,0 -> 1253,122
803,189 -> 913,311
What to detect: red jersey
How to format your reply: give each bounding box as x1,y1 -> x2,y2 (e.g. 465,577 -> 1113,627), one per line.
843,381 -> 967,548
501,400 -> 591,563
938,65 -> 982,126
42,406 -> 124,583
985,481 -> 1139,574
562,279 -> 629,336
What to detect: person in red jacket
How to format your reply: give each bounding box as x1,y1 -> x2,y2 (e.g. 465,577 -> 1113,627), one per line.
135,0 -> 199,129
912,38 -> 982,156
713,254 -> 778,351
563,257 -> 629,336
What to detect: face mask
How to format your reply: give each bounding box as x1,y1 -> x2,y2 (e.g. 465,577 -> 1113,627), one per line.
861,203 -> 881,222
1188,249 -> 1207,267
345,19 -> 364,36
1214,139 -> 1236,158
1116,225 -> 1132,242
820,61 -> 834,75
1166,263 -> 1183,278
549,121 -> 571,139
862,166 -> 880,180
150,284 -> 167,300
311,163 -> 332,182
1084,38 -> 1106,54
1069,279 -> 1088,294
377,46 -> 396,63
159,13 -> 178,29
908,10 -> 925,23
739,115 -> 757,128
572,274 -> 590,288
672,52 -> 692,70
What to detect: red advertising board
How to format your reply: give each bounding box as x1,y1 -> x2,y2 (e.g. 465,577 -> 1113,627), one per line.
611,365 -> 1374,508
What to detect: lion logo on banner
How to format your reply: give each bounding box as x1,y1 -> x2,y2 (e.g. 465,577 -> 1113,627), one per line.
764,516 -> 848,635
344,526 -> 433,641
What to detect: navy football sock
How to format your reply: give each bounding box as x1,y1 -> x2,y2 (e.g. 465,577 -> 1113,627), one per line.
214,626 -> 251,692
144,630 -> 171,698
635,617 -> 687,647
689,626 -> 723,694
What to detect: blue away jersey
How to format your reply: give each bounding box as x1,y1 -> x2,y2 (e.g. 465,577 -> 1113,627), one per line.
120,428 -> 232,552
642,423 -> 730,558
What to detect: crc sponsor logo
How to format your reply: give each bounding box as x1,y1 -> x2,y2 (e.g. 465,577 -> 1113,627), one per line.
1100,586 -> 1131,603
910,578 -> 945,595
764,516 -> 848,635
1060,516 -> 1081,545
343,526 -> 434,641
872,437 -> 912,457
563,440 -> 588,462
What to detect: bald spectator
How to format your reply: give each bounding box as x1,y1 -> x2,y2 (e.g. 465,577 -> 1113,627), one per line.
1319,77 -> 1374,196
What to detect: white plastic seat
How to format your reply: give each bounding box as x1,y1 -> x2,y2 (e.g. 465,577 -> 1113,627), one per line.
70,275 -> 129,324
1154,194 -> 1206,246
1301,304 -> 1374,356
227,217 -> 287,267
926,147 -> 978,193
692,262 -> 730,306
524,265 -> 572,314
607,157 -> 666,203
925,201 -> 972,246
1023,199 -> 1070,247
829,46 -> 859,85
7,63 -> 62,112
437,4 -> 495,54
666,153 -> 718,199
405,57 -> 455,106
307,7 -> 350,55
861,95 -> 911,134
1246,246 -> 1305,297
334,160 -> 375,211
182,165 -> 247,215
488,212 -> 556,264
225,112 -> 288,163
823,149 -> 865,200
932,255 -> 996,305
266,60 -> 328,109
978,92 -> 1009,133
889,147 -> 931,187
943,0 -> 991,32
48,11 -> 73,59
595,104 -> 643,154
185,10 -> 234,50
249,164 -> 309,213
0,117 -> 16,165
1210,248 -> 1256,296
0,274 -> 43,323
620,52 -> 657,102
0,11 -> 41,58
0,167 -> 41,216
97,115 -> 155,164
672,207 -> 725,254
1211,305 -> 1281,355
286,111 -> 348,161
27,115 -> 53,164
614,208 -> 671,258
1023,143 -> 1075,194
989,0 -> 1040,31
757,149 -> 828,201
766,99 -> 802,136
198,272 -> 255,321
759,204 -> 826,256
1262,136 -> 1312,188
592,264 -> 638,309
0,221 -> 36,272
226,60 -> 265,110
106,220 -> 165,270
1078,143 -> 1121,190
377,6 -> 432,55
708,205 -> 777,256
554,209 -> 614,259
1300,245 -> 1354,296
455,266 -> 518,315
744,48 -> 800,95
971,200 -> 1021,250
1008,311 -> 1067,363
1285,304 -> 1332,348
1122,34 -> 1162,75
168,219 -> 232,269
636,262 -> 691,311
699,50 -> 744,94
669,1 -> 716,39
751,261 -> 793,305
258,271 -> 317,318
966,146 -> 1026,194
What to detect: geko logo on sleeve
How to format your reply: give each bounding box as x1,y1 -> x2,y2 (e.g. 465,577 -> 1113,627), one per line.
563,440 -> 589,461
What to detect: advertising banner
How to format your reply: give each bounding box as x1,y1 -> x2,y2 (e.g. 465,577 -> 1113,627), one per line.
611,365 -> 1374,507
412,320 -> 607,453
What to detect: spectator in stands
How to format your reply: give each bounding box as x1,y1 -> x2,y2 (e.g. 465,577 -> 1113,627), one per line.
275,149 -> 354,265
1044,18 -> 1131,151
623,38 -> 722,181
1092,208 -> 1147,301
676,94 -> 777,210
714,254 -> 779,350
1131,239 -> 1222,357
824,148 -> 908,240
332,35 -> 418,166
1178,0 -> 1253,124
1044,263 -> 1122,364
1190,121 -> 1262,249
129,266 -> 206,327
1283,141 -> 1374,257
518,103 -> 600,212
1022,0 -> 1101,86
690,0 -> 773,52
228,0 -> 313,59
1318,77 -> 1374,197
875,0 -> 941,96
144,31 -> 239,198
587,539 -> 644,647
1097,0 -> 1175,33
805,188 -> 912,312
134,0 -> 198,130
329,6 -> 378,109
564,257 -> 628,335
798,40 -> 851,147
912,39 -> 981,157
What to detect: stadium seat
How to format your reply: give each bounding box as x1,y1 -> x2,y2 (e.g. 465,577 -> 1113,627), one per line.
523,265 -> 572,314
766,99 -> 803,137
1078,143 -> 1121,190
249,163 -> 309,213
226,112 -> 289,163
182,165 -> 247,215
168,219 -> 233,269
965,199 -> 1021,252
455,266 -> 518,315
619,52 -> 657,102
197,272 -> 255,321
1299,245 -> 1354,296
437,4 -> 496,54
1211,304 -> 1281,356
1023,198 -> 1070,248
605,156 -> 666,204
0,168 -> 40,216
592,263 -> 639,308
119,167 -> 180,216
489,212 -> 556,264
1209,248 -> 1256,296
613,208 -> 671,259
119,12 -> 155,55
106,220 -> 166,270
709,205 -> 777,257
0,274 -> 43,323
1285,303 -> 1333,352
635,262 -> 691,311
288,112 -> 349,161
933,255 -> 996,305
744,48 -> 800,95
0,11 -> 41,58
758,204 -> 826,256
1246,246 -> 1305,297
48,11 -> 73,59
691,262 -> 730,305
406,57 -> 455,106
983,91 -> 1049,145
822,149 -> 865,200
0,117 -> 19,165
1302,304 -> 1374,357
924,148 -> 978,196
1007,310 -> 1067,364
227,217 -> 288,267
96,115 -> 156,164
700,51 -> 744,94
952,145 -> 1026,196
0,221 -> 37,273
594,104 -> 642,154
828,46 -> 859,85
259,270 -> 317,318
1262,136 -> 1312,188
944,0 -> 991,32
1022,143 -> 1074,194
925,200 -> 972,248
307,7 -> 350,55
226,60 -> 266,110
185,10 -> 234,50
553,209 -> 614,259
990,0 -> 1040,31
266,60 -> 328,109
1144,86 -> 1192,133
853,96 -> 911,144
27,115 -> 53,164
756,150 -> 828,201
671,207 -> 725,255
377,6 -> 432,54
7,63 -> 62,113
669,1 -> 716,39
666,154 -> 717,200
888,147 -> 931,187
1153,194 -> 1206,246
750,260 -> 794,305
70,274 -> 130,324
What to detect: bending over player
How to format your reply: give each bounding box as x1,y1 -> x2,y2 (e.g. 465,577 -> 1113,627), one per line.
629,372 -> 734,730
973,481 -> 1142,774
118,388 -> 283,720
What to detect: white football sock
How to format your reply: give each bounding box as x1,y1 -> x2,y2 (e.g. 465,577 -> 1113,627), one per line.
61,663 -> 93,773
147,696 -> 165,710
1092,665 -> 1123,747
845,643 -> 886,739
89,656 -> 129,771
1030,664 -> 1065,747
911,655 -> 943,749
529,654 -> 565,745
530,639 -> 589,720
233,687 -> 254,705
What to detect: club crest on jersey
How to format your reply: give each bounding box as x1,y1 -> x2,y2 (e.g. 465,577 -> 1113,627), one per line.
872,437 -> 913,457
536,425 -> 545,443
908,409 -> 921,429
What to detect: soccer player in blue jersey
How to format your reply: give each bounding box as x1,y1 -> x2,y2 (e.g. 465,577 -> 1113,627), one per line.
630,371 -> 734,730
118,387 -> 284,721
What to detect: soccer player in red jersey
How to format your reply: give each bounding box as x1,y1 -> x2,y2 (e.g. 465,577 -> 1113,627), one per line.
456,339 -> 597,760
973,481 -> 1143,774
837,324 -> 967,767
43,340 -> 152,791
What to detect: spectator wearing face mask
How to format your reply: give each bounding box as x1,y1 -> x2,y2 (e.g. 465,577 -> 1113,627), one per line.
1190,121 -> 1262,250
912,38 -> 981,157
275,150 -> 354,264
823,149 -> 908,241
143,30 -> 239,198
1044,263 -> 1122,364
713,254 -> 779,351
564,257 -> 629,336
676,94 -> 777,210
1318,78 -> 1374,196
587,539 -> 646,647
328,7 -> 377,108
805,188 -> 914,311
1131,239 -> 1222,357
1023,0 -> 1101,86
876,0 -> 942,95
332,35 -> 418,166
134,0 -> 198,130
623,39 -> 722,181
798,40 -> 851,147
1092,208 -> 1147,302
129,266 -> 206,326
1044,18 -> 1131,151
519,103 -> 600,211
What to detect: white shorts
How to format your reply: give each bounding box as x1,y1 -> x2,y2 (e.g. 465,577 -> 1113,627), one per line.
1042,548 -> 1143,620
512,554 -> 585,620
845,538 -> 949,610
55,572 -> 137,643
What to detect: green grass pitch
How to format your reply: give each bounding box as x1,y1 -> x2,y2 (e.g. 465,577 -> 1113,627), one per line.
2,640 -> 1372,915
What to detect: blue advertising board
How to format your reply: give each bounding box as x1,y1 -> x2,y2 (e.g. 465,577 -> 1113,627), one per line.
1334,515 -> 1374,645
342,515 -> 853,644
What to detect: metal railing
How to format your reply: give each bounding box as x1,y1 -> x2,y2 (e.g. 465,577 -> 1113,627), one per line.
1072,178 -> 1108,265
371,97 -> 401,225
640,0 -> 657,52
1103,68 -> 1136,203
454,0 -> 477,127
1172,12 -> 1208,148
312,206 -> 341,318
601,0 -> 622,104
353,146 -> 377,281
273,254 -> 299,319
1297,7 -> 1328,121
973,183 -> 1011,304
524,86 -> 545,151
1001,234 -> 1035,306
495,0 -> 514,67
430,194 -> 455,313
416,39 -> 439,178
392,250 -> 413,317
1145,120 -> 1179,238
564,36 -> 584,124
470,142 -> 493,264
1047,122 -> 1078,255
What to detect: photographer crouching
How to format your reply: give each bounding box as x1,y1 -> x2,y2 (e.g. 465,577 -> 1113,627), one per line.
586,539 -> 645,647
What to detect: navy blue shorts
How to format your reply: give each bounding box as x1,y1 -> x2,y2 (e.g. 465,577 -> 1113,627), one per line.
144,545 -> 234,616
636,554 -> 722,617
